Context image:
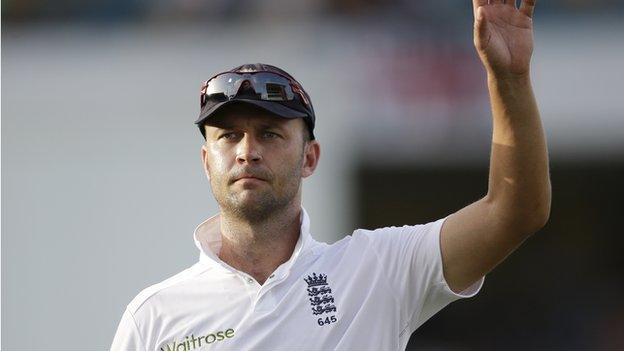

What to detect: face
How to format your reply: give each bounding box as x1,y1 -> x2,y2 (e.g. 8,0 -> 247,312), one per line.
201,112 -> 320,223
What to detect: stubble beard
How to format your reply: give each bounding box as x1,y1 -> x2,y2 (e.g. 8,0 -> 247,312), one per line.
211,154 -> 304,224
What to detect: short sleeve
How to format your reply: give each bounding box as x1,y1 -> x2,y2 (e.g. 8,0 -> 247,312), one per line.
362,216 -> 484,334
110,308 -> 147,351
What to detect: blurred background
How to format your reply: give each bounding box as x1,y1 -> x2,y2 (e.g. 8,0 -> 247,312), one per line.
2,1 -> 623,350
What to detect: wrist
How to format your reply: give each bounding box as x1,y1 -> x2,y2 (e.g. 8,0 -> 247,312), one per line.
486,70 -> 531,86
487,71 -> 532,92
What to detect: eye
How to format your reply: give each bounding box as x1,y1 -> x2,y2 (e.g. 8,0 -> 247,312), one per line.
219,132 -> 239,140
262,131 -> 280,139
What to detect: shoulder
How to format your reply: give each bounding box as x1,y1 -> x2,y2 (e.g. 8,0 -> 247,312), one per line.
315,222 -> 432,253
311,224 -> 408,260
125,262 -> 211,315
353,218 -> 448,242
316,218 -> 447,253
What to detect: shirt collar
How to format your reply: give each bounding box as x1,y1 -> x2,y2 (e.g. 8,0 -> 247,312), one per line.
193,207 -> 317,273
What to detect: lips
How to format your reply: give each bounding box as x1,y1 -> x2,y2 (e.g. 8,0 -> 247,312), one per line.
233,174 -> 266,183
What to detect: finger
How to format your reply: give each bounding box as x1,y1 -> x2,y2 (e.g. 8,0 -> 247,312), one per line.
490,0 -> 504,4
520,0 -> 536,18
473,0 -> 487,19
504,0 -> 517,7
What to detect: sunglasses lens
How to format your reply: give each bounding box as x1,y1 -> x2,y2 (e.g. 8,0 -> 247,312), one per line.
206,74 -> 246,99
251,73 -> 295,101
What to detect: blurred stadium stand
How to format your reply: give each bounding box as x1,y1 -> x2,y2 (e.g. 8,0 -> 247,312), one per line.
2,0 -> 624,22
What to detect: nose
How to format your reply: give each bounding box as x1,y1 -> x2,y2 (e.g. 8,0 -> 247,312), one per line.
236,134 -> 262,164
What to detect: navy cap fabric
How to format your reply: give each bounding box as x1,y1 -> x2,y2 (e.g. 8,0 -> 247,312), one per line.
195,63 -> 315,140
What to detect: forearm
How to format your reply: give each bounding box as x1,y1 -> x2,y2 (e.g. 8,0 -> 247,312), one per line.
485,73 -> 551,232
437,0 -> 547,293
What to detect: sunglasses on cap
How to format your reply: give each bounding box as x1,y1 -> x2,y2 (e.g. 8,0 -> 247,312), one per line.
200,71 -> 312,110
195,68 -> 316,141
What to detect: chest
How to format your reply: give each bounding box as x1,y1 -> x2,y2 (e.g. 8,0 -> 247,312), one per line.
148,253 -> 403,350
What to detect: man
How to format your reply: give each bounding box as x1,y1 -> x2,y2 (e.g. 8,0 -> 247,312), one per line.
111,1 -> 550,350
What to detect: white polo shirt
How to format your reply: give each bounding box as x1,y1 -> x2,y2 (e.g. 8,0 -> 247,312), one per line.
111,208 -> 484,351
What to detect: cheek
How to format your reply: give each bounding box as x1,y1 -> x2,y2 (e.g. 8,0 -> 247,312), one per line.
206,148 -> 232,180
275,153 -> 304,183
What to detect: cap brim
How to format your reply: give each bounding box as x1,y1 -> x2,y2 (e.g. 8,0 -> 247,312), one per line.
194,99 -> 308,126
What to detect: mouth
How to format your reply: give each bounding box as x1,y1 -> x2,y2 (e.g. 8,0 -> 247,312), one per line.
234,175 -> 266,183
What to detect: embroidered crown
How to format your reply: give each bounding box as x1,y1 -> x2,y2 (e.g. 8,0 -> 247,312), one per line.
304,273 -> 328,287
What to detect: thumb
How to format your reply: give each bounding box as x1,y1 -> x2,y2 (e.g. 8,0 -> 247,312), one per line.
474,7 -> 490,51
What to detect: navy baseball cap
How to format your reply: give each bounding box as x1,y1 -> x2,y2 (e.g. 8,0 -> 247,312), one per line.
195,63 -> 316,140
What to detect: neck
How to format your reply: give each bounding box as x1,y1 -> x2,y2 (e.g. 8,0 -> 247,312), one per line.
218,204 -> 302,285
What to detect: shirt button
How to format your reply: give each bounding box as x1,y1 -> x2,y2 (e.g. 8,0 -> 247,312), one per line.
269,274 -> 275,279
247,278 -> 253,283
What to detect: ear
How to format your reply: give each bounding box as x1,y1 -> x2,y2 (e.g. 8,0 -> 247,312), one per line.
201,144 -> 211,181
301,140 -> 321,178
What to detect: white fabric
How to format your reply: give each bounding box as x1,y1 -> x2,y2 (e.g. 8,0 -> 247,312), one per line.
111,208 -> 484,351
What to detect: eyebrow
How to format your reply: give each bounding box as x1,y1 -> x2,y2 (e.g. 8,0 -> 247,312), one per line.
209,121 -> 287,131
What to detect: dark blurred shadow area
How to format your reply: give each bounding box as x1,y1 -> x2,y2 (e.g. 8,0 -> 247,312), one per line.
358,161 -> 624,350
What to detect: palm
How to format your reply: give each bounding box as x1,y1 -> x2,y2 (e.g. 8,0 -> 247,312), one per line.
473,1 -> 536,77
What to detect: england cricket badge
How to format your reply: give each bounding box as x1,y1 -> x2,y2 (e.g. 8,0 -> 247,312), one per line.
304,273 -> 338,326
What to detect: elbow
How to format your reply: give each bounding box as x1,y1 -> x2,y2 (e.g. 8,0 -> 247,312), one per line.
537,203 -> 551,230
527,190 -> 552,234
509,205 -> 550,238
510,206 -> 551,237
487,189 -> 551,236
536,181 -> 553,230
531,207 -> 550,233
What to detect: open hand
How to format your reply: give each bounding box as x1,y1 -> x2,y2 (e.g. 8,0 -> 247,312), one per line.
473,0 -> 536,78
